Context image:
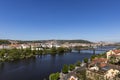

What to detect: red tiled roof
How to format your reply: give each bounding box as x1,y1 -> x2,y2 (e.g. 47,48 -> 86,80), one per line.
110,54 -> 120,57
93,58 -> 107,63
100,63 -> 107,68
70,78 -> 75,80
112,50 -> 120,54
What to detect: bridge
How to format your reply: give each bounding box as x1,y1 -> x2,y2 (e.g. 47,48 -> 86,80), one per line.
71,46 -> 114,54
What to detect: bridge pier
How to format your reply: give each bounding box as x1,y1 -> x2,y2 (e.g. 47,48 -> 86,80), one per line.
78,49 -> 81,53
93,49 -> 95,55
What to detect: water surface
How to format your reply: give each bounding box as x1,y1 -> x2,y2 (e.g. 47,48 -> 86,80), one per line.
0,46 -> 116,80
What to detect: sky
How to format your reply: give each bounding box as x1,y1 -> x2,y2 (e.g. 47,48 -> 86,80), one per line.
0,0 -> 120,42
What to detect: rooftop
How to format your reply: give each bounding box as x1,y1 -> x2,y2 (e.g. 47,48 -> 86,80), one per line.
112,50 -> 120,54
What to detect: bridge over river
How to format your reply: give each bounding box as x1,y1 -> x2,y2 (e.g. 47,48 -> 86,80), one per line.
72,46 -> 117,54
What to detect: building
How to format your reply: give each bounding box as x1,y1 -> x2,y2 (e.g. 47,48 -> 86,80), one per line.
105,69 -> 120,79
86,66 -> 120,80
86,57 -> 120,80
21,44 -> 30,49
68,76 -> 78,80
106,50 -> 120,63
89,58 -> 108,68
0,45 -> 12,49
107,50 -> 120,59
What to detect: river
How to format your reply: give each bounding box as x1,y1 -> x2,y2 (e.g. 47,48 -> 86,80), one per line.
0,46 -> 116,80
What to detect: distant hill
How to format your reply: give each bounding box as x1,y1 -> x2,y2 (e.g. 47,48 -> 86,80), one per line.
0,39 -> 92,44
17,39 -> 92,44
56,40 -> 92,44
0,40 -> 11,45
113,42 -> 120,46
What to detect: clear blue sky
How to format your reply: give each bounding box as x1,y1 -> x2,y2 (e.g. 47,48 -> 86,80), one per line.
0,0 -> 120,42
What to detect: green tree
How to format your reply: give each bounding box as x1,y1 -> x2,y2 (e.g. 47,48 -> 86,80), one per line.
69,64 -> 75,71
24,48 -> 33,58
0,49 -> 6,58
84,58 -> 88,63
50,47 -> 57,55
90,55 -> 96,61
49,72 -> 59,80
8,48 -> 20,60
38,50 -> 43,54
109,56 -> 116,64
75,61 -> 81,67
0,40 -> 11,45
57,47 -> 65,53
62,64 -> 69,74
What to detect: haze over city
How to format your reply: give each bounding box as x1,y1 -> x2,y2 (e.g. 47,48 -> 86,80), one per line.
0,0 -> 120,42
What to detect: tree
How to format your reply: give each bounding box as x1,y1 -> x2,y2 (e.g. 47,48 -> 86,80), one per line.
69,64 -> 75,71
57,47 -> 65,53
43,49 -> 48,54
50,47 -> 57,54
0,49 -> 6,58
90,55 -> 96,61
8,48 -> 20,60
62,64 -> 69,74
75,61 -> 81,67
84,58 -> 88,63
109,56 -> 116,64
0,40 -> 11,45
38,50 -> 43,54
49,72 -> 59,80
118,73 -> 120,78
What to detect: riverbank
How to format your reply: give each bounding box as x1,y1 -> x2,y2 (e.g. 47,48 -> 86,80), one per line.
49,52 -> 107,80
53,47 -> 120,80
0,47 -> 71,62
0,52 -> 93,80
0,46 -> 115,80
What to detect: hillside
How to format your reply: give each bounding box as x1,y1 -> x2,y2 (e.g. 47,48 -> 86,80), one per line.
17,39 -> 92,44
0,39 -> 92,44
0,40 -> 11,45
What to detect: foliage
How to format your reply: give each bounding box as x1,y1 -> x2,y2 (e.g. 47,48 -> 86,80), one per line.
76,70 -> 86,80
90,52 -> 107,61
57,40 -> 92,44
0,49 -> 6,58
0,40 -> 11,45
75,61 -> 81,67
57,47 -> 65,53
90,55 -> 96,61
62,64 -> 69,74
84,58 -> 88,63
109,55 -> 117,64
49,72 -> 59,80
50,47 -> 57,55
116,46 -> 120,49
0,48 -> 34,62
69,64 -> 75,71
0,46 -> 70,62
116,72 -> 120,78
17,40 -> 92,44
49,47 -> 70,55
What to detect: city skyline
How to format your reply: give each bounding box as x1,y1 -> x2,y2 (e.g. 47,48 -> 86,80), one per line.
0,0 -> 120,42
